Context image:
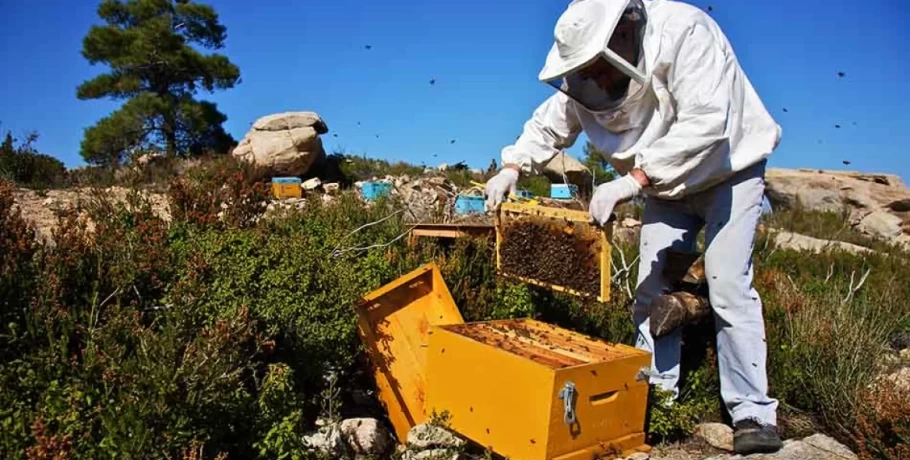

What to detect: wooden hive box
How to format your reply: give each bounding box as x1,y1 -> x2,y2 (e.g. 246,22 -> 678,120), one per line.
271,177 -> 302,199
355,263 -> 465,442
425,319 -> 650,460
496,203 -> 612,302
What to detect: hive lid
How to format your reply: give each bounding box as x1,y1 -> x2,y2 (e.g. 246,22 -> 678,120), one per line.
355,262 -> 464,442
271,177 -> 302,184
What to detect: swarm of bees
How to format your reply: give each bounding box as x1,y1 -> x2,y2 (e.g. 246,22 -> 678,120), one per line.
499,217 -> 602,296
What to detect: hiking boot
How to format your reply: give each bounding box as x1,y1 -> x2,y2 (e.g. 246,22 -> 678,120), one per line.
733,419 -> 783,455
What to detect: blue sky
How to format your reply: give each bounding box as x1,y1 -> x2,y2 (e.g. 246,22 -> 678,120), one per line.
1,0 -> 909,180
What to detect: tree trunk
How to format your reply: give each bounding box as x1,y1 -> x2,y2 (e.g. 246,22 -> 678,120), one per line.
163,108 -> 177,158
164,126 -> 177,158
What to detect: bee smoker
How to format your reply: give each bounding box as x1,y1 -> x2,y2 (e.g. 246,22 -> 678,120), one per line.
649,250 -> 711,338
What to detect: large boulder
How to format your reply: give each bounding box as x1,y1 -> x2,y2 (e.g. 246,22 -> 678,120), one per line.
232,112 -> 328,177
765,168 -> 910,245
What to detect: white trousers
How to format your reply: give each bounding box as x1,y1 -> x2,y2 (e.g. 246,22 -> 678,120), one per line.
633,160 -> 778,426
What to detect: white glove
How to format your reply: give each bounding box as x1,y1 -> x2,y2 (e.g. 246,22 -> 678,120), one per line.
484,168 -> 519,211
589,174 -> 642,226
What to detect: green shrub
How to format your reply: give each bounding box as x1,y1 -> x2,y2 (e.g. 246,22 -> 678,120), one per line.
2,149 -> 909,458
335,153 -> 424,182
517,174 -> 551,198
0,131 -> 66,188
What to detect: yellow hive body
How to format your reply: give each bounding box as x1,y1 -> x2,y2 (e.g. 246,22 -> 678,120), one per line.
496,203 -> 613,302
355,263 -> 465,442
426,319 -> 650,460
271,182 -> 302,199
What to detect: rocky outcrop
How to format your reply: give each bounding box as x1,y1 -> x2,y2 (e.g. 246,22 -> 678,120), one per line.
232,112 -> 328,177
702,434 -> 856,460
764,168 -> 910,245
769,230 -> 874,255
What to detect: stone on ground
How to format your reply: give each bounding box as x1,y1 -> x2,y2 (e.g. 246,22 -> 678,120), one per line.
694,423 -> 734,451
401,448 -> 463,460
769,230 -> 873,255
407,423 -> 466,450
700,433 -> 856,460
621,452 -> 650,460
339,417 -> 392,456
301,422 -> 346,457
302,177 -> 322,190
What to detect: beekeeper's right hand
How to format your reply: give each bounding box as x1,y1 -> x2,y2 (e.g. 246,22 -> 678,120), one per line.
484,168 -> 519,211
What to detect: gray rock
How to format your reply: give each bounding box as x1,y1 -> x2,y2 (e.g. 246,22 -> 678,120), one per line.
770,230 -> 873,255
697,433 -> 856,460
624,453 -> 650,460
303,177 -> 322,190
764,168 -> 910,245
401,448 -> 461,460
858,210 -> 904,239
407,424 -> 466,450
340,418 -> 392,456
695,423 -> 734,451
233,112 -> 327,177
302,423 -> 346,457
253,111 -> 328,133
802,434 -> 857,459
886,367 -> 910,392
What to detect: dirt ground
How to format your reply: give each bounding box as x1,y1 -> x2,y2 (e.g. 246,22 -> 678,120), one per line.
12,187 -> 170,241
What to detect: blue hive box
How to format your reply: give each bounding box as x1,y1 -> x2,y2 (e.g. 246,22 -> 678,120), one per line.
514,190 -> 534,199
550,183 -> 578,199
361,181 -> 392,201
455,195 -> 485,215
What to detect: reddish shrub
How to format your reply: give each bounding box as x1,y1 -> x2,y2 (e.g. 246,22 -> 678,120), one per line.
851,382 -> 910,459
167,157 -> 269,229
0,180 -> 38,346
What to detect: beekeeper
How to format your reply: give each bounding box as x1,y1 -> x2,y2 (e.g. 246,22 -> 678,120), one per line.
484,0 -> 782,455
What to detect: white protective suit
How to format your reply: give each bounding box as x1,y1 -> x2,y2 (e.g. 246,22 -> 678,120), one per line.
501,0 -> 782,426
502,0 -> 781,199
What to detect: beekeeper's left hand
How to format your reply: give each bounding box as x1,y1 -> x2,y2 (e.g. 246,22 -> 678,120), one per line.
589,173 -> 644,226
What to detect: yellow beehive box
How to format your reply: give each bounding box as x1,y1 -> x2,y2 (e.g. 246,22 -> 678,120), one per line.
355,263 -> 465,442
426,319 -> 650,460
496,202 -> 612,302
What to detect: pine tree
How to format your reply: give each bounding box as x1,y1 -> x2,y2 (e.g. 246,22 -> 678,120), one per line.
583,141 -> 616,185
77,0 -> 240,165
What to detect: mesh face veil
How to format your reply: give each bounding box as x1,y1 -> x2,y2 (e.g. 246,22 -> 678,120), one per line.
539,0 -> 648,112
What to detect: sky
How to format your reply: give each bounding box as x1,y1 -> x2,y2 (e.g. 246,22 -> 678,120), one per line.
1,0 -> 909,181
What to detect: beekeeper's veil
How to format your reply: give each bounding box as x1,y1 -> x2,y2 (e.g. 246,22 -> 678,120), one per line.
538,0 -> 648,112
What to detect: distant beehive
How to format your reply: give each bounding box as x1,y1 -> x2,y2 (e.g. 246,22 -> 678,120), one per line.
271,177 -> 302,199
